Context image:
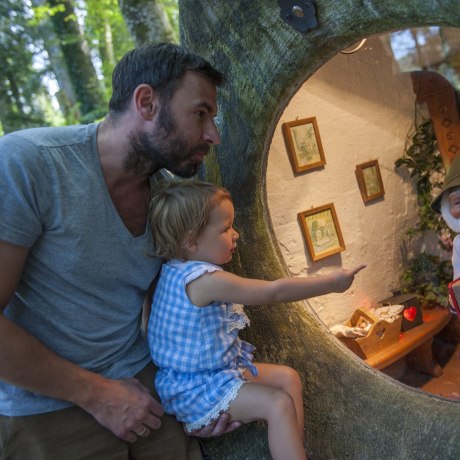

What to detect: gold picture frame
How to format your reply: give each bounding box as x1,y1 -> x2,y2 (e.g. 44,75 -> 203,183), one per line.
355,160 -> 385,203
282,117 -> 326,173
297,203 -> 346,261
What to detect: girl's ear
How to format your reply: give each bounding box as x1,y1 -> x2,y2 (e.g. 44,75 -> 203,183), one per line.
182,232 -> 198,253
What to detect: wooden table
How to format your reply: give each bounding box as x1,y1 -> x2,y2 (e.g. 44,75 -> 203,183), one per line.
364,307 -> 451,377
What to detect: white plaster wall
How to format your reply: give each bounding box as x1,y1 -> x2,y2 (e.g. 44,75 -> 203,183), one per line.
266,36 -> 419,328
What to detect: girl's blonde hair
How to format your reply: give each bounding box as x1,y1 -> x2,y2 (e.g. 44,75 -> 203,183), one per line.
149,179 -> 232,259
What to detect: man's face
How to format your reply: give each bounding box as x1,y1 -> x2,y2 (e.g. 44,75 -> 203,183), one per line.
127,71 -> 220,177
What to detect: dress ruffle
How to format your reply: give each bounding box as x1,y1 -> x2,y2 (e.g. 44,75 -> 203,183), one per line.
226,303 -> 250,333
184,379 -> 245,431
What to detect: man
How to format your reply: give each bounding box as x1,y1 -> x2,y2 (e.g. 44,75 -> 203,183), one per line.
0,43 -> 239,459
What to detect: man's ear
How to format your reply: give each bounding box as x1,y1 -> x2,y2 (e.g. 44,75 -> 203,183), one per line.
133,84 -> 158,120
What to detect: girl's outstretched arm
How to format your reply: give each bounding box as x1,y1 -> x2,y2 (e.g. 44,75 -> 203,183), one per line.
187,264 -> 366,307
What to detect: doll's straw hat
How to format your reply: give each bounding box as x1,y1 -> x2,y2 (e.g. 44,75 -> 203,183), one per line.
432,154 -> 460,213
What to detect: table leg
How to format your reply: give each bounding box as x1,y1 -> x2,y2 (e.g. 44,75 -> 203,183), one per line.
406,338 -> 443,377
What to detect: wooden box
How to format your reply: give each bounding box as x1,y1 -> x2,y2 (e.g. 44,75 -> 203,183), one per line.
338,308 -> 403,359
379,293 -> 423,332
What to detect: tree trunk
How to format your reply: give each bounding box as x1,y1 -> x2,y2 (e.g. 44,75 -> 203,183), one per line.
179,1 -> 460,459
48,0 -> 105,120
118,0 -> 177,46
0,80 -> 17,134
99,19 -> 116,80
32,0 -> 79,122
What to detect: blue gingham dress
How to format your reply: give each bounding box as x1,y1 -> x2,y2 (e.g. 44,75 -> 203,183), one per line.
147,260 -> 257,430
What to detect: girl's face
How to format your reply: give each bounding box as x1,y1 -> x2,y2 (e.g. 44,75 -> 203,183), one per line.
449,189 -> 460,219
191,198 -> 239,265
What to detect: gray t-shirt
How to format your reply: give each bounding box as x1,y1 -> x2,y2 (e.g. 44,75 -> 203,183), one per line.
0,123 -> 162,415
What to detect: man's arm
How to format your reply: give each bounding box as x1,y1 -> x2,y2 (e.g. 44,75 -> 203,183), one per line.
0,240 -> 163,442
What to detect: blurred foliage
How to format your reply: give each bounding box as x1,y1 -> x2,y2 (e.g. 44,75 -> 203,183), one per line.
400,252 -> 452,307
0,0 -> 49,132
83,0 -> 135,98
0,0 -> 178,132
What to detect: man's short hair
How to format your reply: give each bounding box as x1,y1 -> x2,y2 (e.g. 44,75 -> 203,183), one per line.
108,43 -> 224,114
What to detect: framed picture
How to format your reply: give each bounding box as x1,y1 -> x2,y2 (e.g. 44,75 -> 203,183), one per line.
297,203 -> 346,261
282,117 -> 326,173
355,160 -> 385,203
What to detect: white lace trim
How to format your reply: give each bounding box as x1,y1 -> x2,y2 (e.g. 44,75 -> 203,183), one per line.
184,380 -> 245,431
226,303 -> 250,333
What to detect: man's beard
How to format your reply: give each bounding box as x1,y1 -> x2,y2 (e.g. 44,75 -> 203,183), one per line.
125,106 -> 210,178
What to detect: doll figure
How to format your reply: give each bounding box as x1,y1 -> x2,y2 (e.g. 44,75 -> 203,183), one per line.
432,154 -> 460,315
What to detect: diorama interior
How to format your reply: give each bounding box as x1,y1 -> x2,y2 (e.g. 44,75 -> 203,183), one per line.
267,27 -> 460,398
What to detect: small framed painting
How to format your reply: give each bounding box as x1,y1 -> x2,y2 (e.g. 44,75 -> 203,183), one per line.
297,203 -> 346,261
355,160 -> 385,203
282,117 -> 326,173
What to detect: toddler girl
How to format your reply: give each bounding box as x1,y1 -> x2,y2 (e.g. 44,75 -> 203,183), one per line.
147,180 -> 365,460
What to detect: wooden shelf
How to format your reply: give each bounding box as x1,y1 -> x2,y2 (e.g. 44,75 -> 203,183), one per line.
364,307 -> 451,372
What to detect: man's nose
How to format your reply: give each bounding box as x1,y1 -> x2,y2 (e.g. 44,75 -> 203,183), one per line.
204,121 -> 221,145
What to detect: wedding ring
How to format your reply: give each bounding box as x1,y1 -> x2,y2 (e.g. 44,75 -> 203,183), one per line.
137,426 -> 147,436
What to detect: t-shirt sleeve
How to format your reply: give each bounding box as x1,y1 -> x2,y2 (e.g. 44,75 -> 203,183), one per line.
0,134 -> 51,247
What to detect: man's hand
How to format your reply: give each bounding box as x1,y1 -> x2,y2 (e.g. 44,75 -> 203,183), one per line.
81,377 -> 164,443
184,412 -> 242,438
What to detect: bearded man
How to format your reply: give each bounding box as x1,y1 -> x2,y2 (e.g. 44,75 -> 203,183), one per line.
0,43 -> 239,460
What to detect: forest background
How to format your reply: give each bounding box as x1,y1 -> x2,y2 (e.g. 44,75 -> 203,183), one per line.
0,0 -> 179,135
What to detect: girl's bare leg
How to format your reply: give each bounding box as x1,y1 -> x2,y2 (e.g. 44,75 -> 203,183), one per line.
226,382 -> 306,460
245,363 -> 304,439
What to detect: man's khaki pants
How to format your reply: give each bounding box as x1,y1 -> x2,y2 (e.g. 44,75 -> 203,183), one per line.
0,363 -> 202,460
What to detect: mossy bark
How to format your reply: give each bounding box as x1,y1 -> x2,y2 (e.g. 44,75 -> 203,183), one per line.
179,1 -> 460,458
119,0 -> 177,46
